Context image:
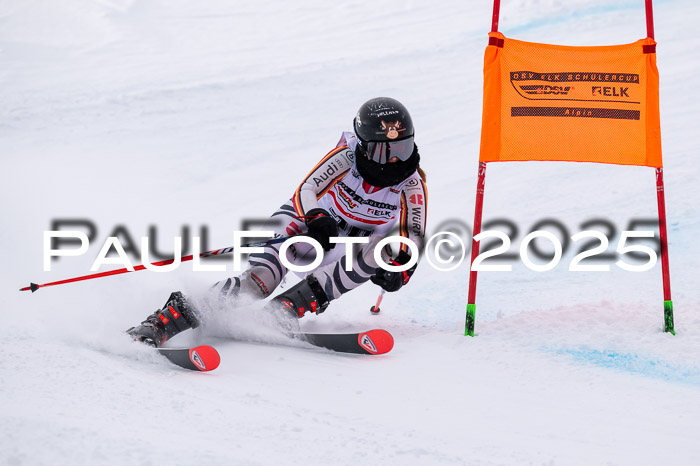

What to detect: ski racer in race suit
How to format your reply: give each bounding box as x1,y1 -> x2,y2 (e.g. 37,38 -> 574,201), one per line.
127,97 -> 429,347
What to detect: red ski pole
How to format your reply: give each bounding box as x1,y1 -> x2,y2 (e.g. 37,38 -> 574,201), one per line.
20,236 -> 291,293
370,289 -> 386,314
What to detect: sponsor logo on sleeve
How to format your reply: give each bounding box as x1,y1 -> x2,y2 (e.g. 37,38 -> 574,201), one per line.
312,160 -> 342,187
409,193 -> 424,206
343,147 -> 354,161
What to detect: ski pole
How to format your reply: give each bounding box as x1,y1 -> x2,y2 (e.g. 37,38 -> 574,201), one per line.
370,289 -> 386,314
19,236 -> 291,293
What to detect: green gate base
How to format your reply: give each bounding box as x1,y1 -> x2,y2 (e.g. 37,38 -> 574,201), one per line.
664,300 -> 675,335
465,304 -> 476,337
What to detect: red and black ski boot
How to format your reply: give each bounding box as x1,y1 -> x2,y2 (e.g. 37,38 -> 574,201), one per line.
272,275 -> 330,318
126,292 -> 200,347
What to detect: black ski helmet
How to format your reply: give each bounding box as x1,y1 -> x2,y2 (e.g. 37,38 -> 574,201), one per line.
353,97 -> 420,187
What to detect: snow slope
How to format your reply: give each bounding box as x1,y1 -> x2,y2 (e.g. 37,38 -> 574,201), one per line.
2,1 -> 699,464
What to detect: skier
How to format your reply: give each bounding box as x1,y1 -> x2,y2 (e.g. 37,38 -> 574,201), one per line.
127,97 -> 429,347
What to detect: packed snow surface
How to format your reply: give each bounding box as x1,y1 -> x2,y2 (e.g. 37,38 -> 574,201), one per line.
2,1 -> 699,465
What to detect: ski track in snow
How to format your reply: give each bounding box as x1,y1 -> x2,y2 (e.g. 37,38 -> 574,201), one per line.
2,0 -> 700,465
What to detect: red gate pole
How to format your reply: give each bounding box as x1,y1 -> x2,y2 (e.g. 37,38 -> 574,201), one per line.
656,167 -> 675,334
491,0 -> 501,33
645,0 -> 655,39
465,0 -> 499,337
465,162 -> 487,336
646,0 -> 673,334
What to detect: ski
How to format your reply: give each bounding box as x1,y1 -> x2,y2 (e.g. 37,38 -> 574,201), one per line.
156,345 -> 220,372
293,329 -> 394,355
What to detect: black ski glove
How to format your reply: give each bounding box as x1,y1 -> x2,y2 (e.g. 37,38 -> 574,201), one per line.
304,208 -> 338,251
370,250 -> 417,292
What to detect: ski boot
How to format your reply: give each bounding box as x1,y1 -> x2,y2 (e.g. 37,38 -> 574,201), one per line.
272,275 -> 330,318
126,291 -> 200,347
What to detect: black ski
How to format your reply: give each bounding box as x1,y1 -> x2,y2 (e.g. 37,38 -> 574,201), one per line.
293,329 -> 394,355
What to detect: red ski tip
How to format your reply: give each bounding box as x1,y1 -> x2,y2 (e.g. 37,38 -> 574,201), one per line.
189,345 -> 220,371
358,329 -> 394,355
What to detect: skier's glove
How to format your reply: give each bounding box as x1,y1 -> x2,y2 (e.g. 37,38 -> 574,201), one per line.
370,250 -> 417,292
304,208 -> 338,251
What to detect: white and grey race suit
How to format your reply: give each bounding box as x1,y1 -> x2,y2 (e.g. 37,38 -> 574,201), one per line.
216,131 -> 428,303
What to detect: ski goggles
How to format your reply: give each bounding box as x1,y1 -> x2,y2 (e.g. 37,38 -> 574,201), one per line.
358,136 -> 415,164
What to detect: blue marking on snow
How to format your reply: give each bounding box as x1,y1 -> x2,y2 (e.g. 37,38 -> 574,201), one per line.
508,4 -> 632,34
549,347 -> 700,387
508,0 -> 673,35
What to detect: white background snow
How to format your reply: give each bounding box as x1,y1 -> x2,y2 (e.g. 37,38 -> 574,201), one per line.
2,0 -> 699,464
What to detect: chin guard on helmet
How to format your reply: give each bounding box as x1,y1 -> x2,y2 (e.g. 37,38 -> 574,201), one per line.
354,143 -> 420,187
